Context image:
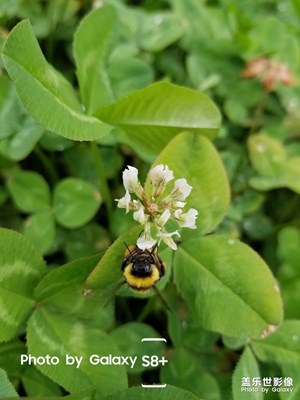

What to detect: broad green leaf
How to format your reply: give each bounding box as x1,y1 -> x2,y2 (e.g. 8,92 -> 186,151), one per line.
53,178 -> 102,228
102,385 -> 205,400
174,235 -> 283,338
232,347 -> 263,400
111,322 -> 165,373
182,320 -> 219,353
0,117 -> 44,161
22,366 -> 62,397
34,255 -> 113,328
6,169 -> 51,213
0,228 -> 46,341
160,348 -> 221,400
146,132 -> 230,235
252,320 -> 300,367
2,20 -> 112,141
277,227 -> 300,318
0,368 -> 18,398
73,6 -> 116,114
27,307 -> 127,394
23,211 -> 56,254
96,82 -> 221,159
139,12 -> 185,52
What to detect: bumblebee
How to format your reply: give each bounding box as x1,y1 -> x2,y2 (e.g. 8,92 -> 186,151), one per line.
121,244 -> 166,292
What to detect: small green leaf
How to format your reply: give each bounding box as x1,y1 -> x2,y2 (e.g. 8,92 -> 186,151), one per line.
232,347 -> 263,400
103,385 -> 205,400
111,322 -> 165,373
73,6 -> 116,113
174,235 -> 283,338
139,12 -> 185,52
160,348 -> 221,400
27,308 -> 127,394
248,134 -> 286,177
2,20 -> 112,141
6,170 -> 51,213
0,340 -> 25,380
146,132 -> 230,235
65,223 -> 111,261
248,134 -> 300,194
97,82 -> 221,159
0,228 -> 46,341
108,58 -> 154,100
0,75 -> 22,140
251,320 -> 300,367
0,117 -> 43,161
23,211 -> 56,254
53,178 -> 101,228
22,366 -> 62,397
0,368 -> 18,398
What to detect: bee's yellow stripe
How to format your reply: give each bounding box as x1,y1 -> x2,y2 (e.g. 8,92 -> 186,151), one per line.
123,264 -> 160,290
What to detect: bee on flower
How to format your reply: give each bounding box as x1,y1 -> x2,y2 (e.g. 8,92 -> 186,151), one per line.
116,164 -> 198,251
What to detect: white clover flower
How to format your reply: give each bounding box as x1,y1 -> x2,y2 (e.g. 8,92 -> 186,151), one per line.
115,191 -> 131,213
170,178 -> 192,201
123,166 -> 144,197
133,205 -> 147,225
157,230 -> 180,250
174,208 -> 198,229
117,164 -> 197,251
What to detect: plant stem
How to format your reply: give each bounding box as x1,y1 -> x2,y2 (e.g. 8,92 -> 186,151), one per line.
34,145 -> 58,185
90,141 -> 113,222
249,89 -> 268,135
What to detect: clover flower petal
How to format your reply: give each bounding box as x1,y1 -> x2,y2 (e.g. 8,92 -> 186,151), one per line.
123,165 -> 144,197
115,190 -> 131,213
137,222 -> 156,250
155,209 -> 171,227
157,230 -> 180,250
175,208 -> 198,229
133,206 -> 147,225
170,178 -> 192,201
150,164 -> 173,185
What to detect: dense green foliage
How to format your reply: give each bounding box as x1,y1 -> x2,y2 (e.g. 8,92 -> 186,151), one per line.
0,0 -> 300,399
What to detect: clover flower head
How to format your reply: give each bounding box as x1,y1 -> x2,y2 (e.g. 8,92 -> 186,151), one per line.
116,164 -> 198,250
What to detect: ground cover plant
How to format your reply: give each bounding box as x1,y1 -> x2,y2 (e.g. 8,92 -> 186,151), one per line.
0,1 -> 300,399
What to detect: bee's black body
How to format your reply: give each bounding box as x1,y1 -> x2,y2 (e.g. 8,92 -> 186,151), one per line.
121,245 -> 166,292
